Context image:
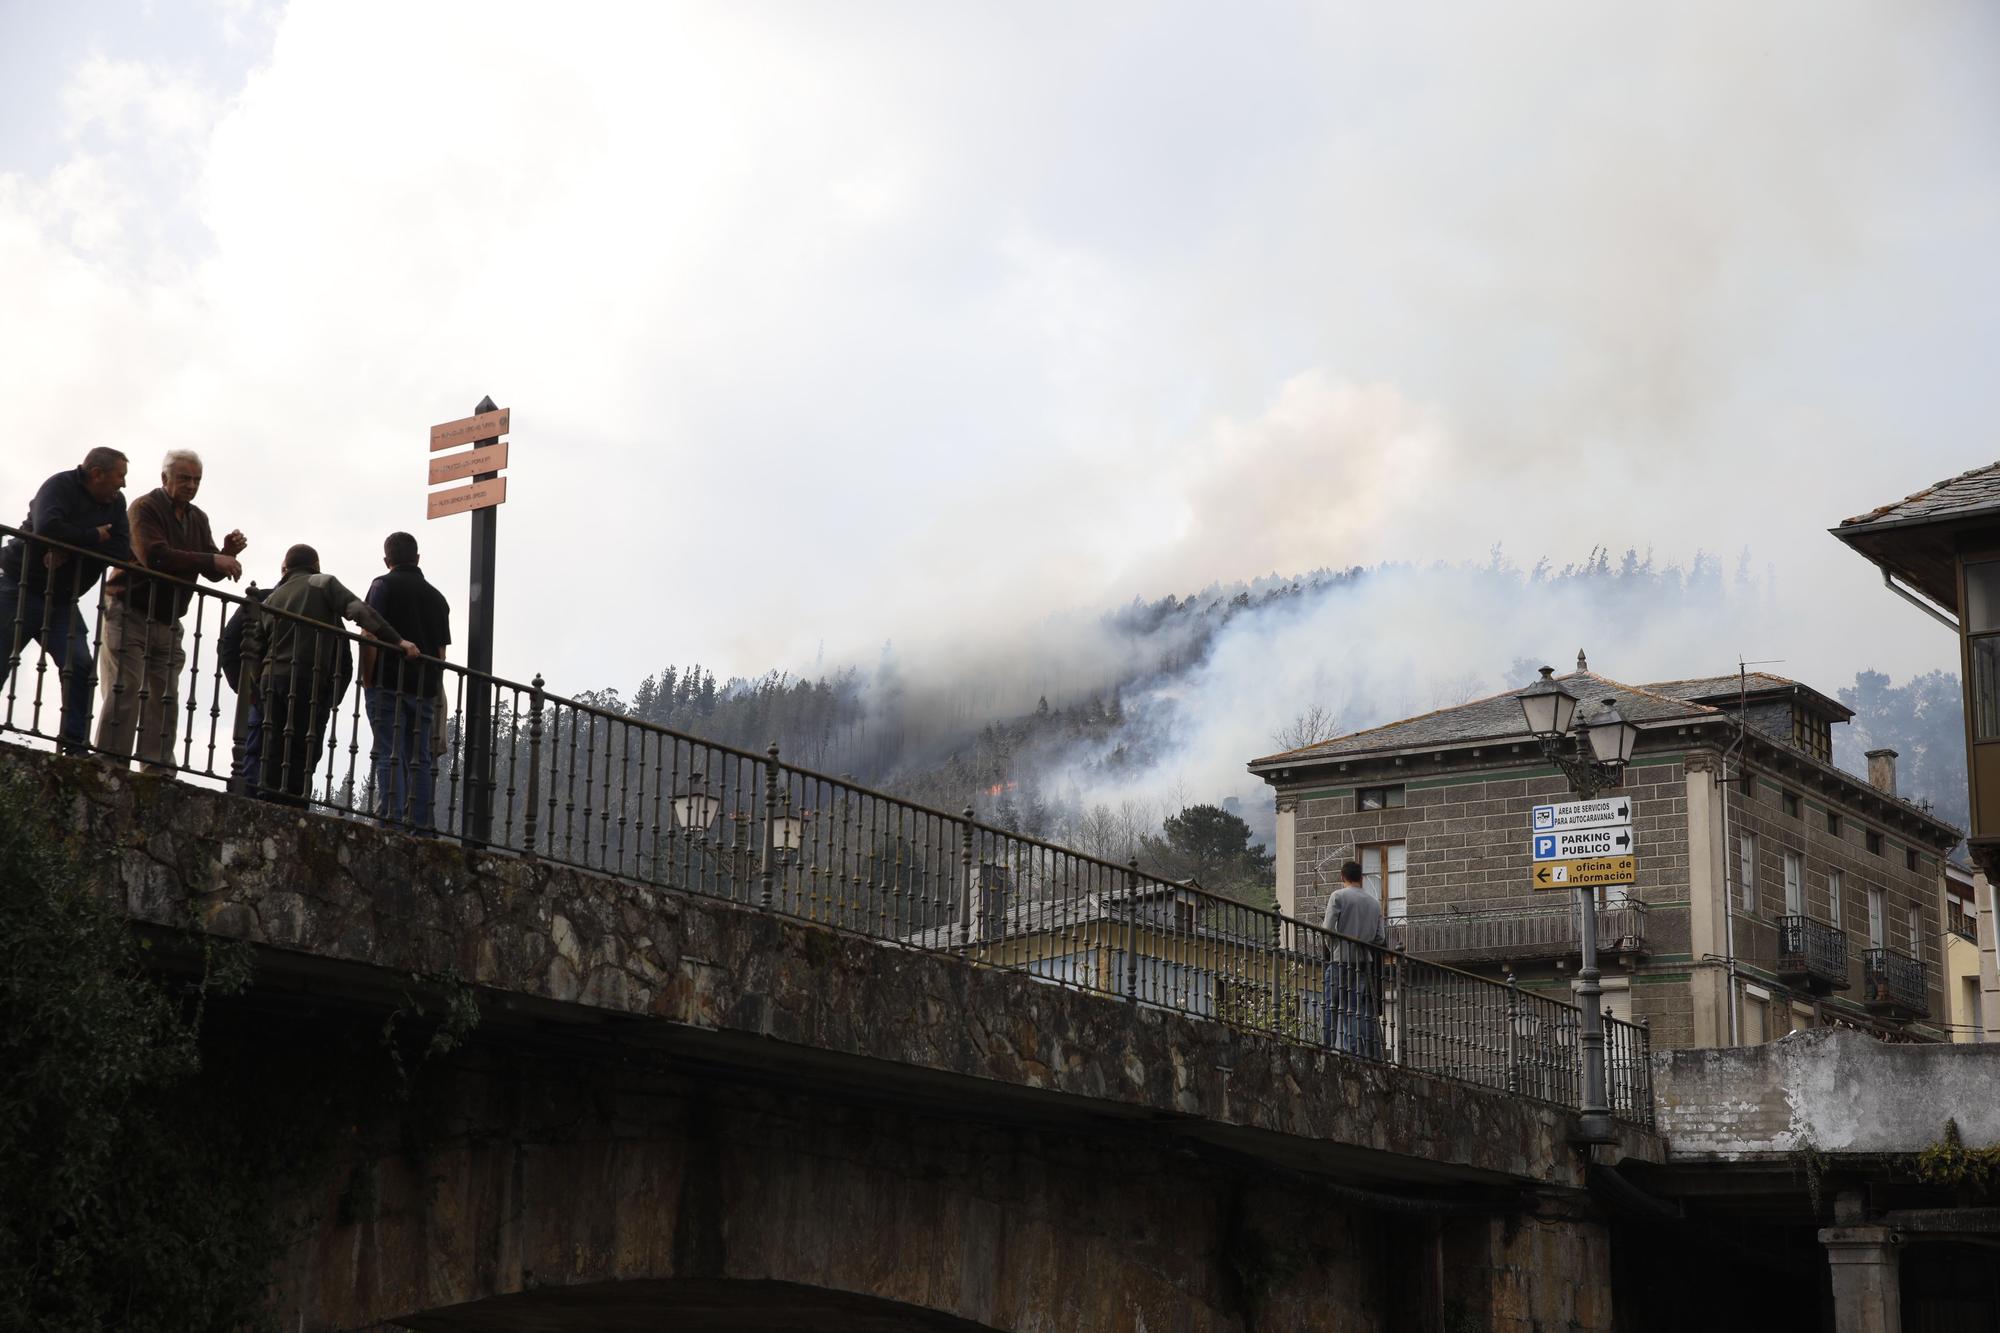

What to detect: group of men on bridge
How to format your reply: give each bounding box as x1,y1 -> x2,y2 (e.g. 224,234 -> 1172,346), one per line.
1,450 -> 453,828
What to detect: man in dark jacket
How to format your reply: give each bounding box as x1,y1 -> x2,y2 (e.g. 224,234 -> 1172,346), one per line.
0,449 -> 133,753
218,583 -> 267,794
96,449 -> 248,774
361,531 -> 451,830
241,544 -> 415,808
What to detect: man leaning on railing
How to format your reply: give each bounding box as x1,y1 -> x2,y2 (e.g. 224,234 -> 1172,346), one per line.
358,531 -> 451,831
240,544 -> 414,808
0,449 -> 134,755
96,450 -> 247,775
1321,860 -> 1386,1058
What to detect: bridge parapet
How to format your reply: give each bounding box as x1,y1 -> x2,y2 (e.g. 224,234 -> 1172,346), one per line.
0,521 -> 1655,1131
6,741 -> 1657,1189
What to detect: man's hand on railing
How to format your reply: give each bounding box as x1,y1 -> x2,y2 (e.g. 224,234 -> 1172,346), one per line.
400,640 -> 420,660
213,554 -> 243,581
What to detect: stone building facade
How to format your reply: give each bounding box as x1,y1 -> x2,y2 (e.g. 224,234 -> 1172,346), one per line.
1250,667 -> 1960,1048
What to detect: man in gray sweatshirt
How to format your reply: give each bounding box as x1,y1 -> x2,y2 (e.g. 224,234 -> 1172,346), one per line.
1321,860 -> 1385,1057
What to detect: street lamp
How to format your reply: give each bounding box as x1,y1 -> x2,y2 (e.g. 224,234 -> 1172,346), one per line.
771,803 -> 806,855
1519,666 -> 1579,741
1519,667 -> 1635,799
671,775 -> 719,833
1516,665 -> 1640,1143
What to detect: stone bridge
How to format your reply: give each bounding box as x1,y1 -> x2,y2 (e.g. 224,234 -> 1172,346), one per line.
9,743 -> 1664,1331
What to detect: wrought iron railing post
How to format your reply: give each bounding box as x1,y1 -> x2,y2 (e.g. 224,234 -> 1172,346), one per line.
1505,970 -> 1522,1095
1125,858 -> 1140,1001
957,807 -> 974,946
759,742 -> 779,910
522,673 -> 544,858
1638,1017 -> 1655,1128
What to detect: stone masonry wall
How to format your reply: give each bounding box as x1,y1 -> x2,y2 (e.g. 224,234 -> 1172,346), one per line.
0,742 -> 1656,1188
1285,750 -> 1695,1043
1726,771 -> 1948,1027
1653,1027 -> 2000,1158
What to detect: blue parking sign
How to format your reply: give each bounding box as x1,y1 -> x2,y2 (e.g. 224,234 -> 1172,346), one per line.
1532,834 -> 1558,861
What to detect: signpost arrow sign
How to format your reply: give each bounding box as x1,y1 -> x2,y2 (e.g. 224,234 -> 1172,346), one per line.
1533,827 -> 1640,861
1530,797 -> 1634,833
1532,856 -> 1637,889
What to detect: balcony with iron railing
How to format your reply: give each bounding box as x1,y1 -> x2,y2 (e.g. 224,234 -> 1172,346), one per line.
1392,900 -> 1648,968
1775,915 -> 1850,993
0,520 -> 1658,1126
1861,948 -> 1929,1018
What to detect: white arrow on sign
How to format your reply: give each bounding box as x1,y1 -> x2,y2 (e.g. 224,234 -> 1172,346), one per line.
1531,826 -> 1639,861
1530,796 -> 1634,833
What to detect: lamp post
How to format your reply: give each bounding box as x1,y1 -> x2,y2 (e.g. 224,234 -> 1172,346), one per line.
671,774 -> 719,835
1518,666 -> 1640,1143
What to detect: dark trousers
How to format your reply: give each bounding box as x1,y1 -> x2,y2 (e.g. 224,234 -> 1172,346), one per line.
0,578 -> 95,750
365,688 -> 435,829
256,675 -> 332,807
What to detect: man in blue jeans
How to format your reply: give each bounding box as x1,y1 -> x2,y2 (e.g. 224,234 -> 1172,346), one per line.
361,532 -> 451,831
1320,860 -> 1386,1057
0,450 -> 132,753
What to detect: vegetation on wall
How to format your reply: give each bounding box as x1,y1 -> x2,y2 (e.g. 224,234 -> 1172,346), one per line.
0,772 -> 480,1331
1916,1118 -> 2000,1196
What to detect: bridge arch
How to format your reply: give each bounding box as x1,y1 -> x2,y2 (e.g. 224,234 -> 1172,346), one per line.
279,1039 -> 1410,1333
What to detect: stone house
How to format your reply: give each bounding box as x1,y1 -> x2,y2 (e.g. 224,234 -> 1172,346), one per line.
1248,663 -> 1961,1048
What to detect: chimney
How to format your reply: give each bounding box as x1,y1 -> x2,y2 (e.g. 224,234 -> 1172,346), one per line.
1865,748 -> 1898,797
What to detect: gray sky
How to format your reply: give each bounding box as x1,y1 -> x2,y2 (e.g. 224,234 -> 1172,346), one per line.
3,0 -> 1996,713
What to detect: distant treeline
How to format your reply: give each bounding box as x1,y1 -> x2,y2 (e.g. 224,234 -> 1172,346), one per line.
560,552 -> 1971,890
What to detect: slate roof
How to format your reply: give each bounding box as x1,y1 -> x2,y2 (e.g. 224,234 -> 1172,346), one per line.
1831,462 -> 2000,613
1645,672 -> 1854,721
1249,671 -> 1720,768
1644,671 -> 1795,700
1837,462 -> 2000,533
900,882 -> 1273,951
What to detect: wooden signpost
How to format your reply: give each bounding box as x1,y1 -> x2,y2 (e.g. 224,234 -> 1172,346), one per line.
426,398 -> 512,844
428,442 -> 509,487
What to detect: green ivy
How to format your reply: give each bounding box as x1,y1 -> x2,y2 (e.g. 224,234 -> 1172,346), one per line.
1916,1118 -> 2000,1196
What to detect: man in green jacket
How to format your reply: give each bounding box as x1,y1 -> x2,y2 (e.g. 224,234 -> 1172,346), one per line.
241,543 -> 417,808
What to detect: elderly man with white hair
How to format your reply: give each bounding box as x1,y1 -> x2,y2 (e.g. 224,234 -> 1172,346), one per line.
97,448 -> 248,773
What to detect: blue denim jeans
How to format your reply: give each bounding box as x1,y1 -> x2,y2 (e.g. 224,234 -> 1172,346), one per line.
1322,958 -> 1382,1059
0,578 -> 95,750
366,688 -> 435,829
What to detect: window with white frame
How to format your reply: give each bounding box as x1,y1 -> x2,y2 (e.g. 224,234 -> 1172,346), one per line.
1828,869 -> 1843,929
1360,841 -> 1407,920
1907,904 -> 1923,962
1783,851 -> 1803,916
1868,888 -> 1885,949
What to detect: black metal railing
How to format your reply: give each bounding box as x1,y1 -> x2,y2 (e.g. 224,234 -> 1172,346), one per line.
0,522 -> 1653,1125
1394,901 -> 1648,965
1775,915 -> 1851,992
1861,948 -> 1929,1017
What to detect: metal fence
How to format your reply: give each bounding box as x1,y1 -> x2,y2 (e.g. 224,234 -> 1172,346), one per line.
1395,900 -> 1649,965
0,522 -> 1654,1125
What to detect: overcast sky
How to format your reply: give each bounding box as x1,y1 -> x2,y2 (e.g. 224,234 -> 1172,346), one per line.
3,0 -> 1996,707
